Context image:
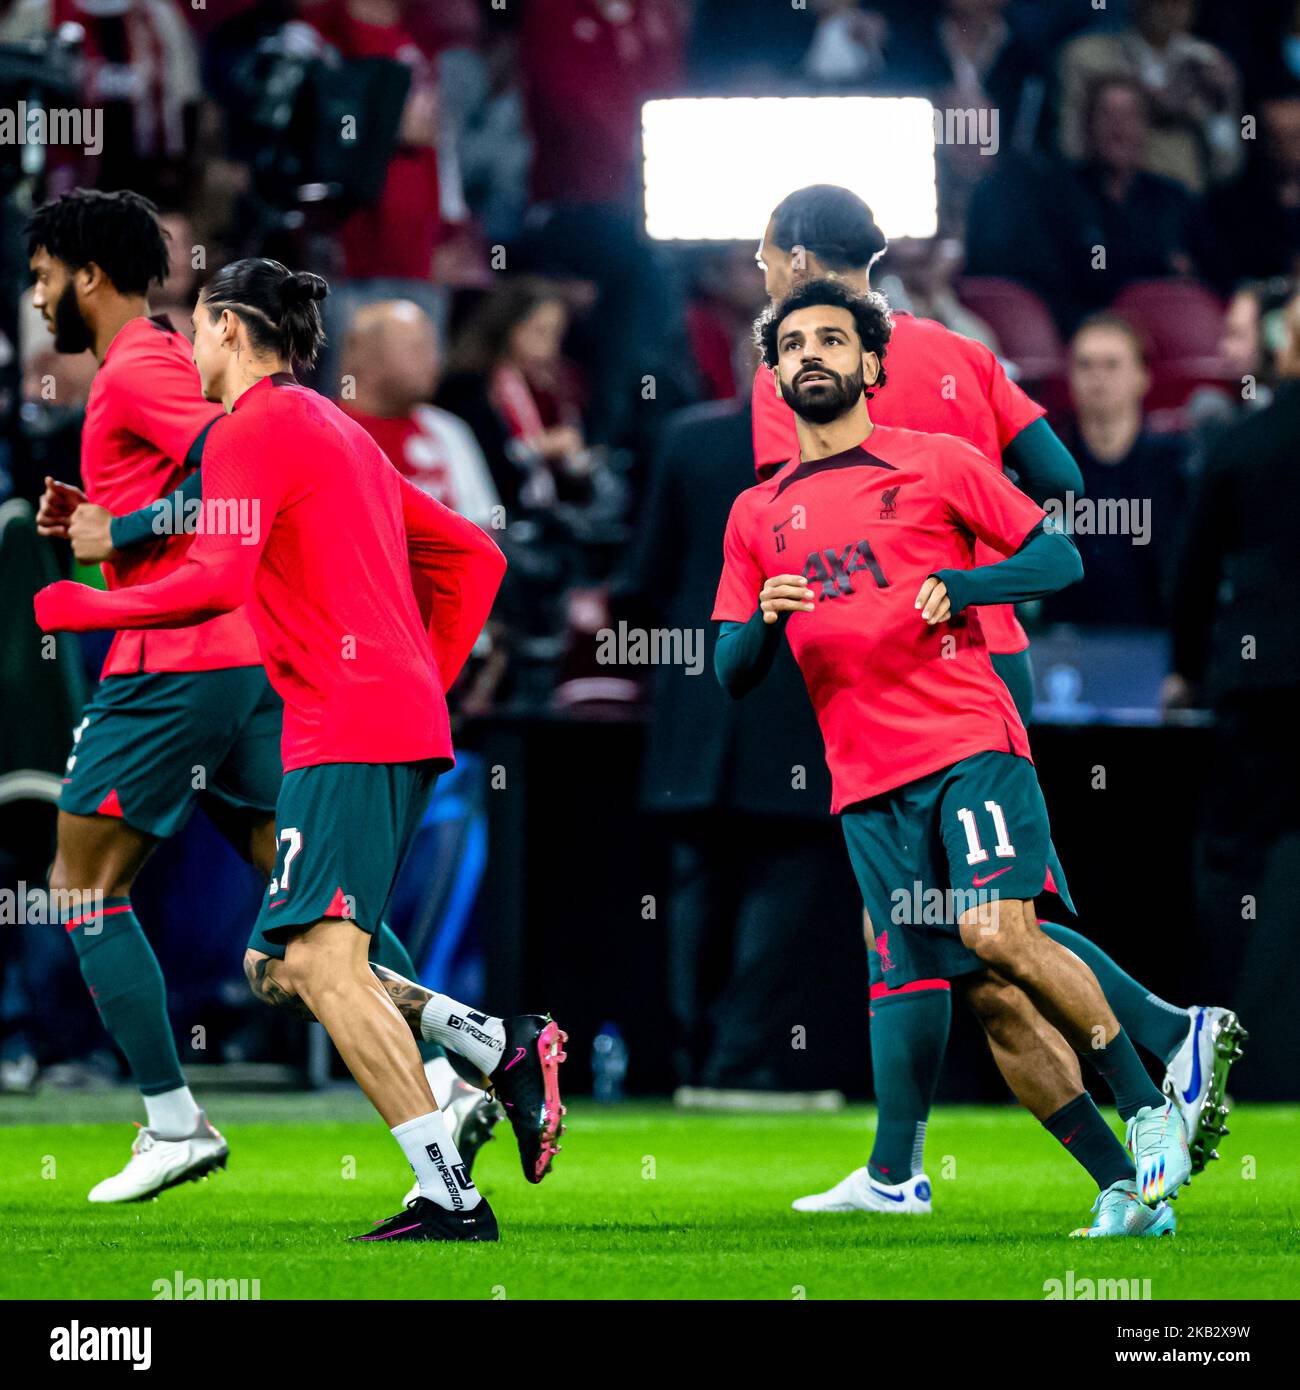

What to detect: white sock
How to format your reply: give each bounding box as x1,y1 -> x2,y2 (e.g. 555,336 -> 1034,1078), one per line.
419,995 -> 506,1076
391,1110 -> 481,1210
424,1055 -> 458,1110
144,1085 -> 202,1138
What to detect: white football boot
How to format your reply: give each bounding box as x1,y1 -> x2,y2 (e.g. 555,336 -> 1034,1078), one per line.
791,1168 -> 932,1213
1070,1179 -> 1176,1238
88,1111 -> 228,1203
1162,1006 -> 1247,1174
1126,1100 -> 1192,1207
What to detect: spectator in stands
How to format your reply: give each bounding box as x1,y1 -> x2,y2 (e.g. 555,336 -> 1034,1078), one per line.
305,0 -> 450,283
520,0 -> 685,206
435,278 -> 596,519
337,300 -> 499,529
152,211 -> 200,340
440,25 -> 532,246
1043,314 -> 1190,628
1057,0 -> 1243,195
1167,289 -> 1300,711
896,0 -> 1047,150
1201,94 -> 1300,288
801,2 -> 888,85
1038,76 -> 1199,331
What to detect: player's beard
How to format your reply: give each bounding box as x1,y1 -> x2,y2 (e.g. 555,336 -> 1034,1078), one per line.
52,280 -> 94,355
780,363 -> 865,425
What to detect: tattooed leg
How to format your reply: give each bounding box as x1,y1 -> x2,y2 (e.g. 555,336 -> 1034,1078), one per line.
371,963 -> 495,1087
243,948 -> 316,1020
247,954 -> 492,1087
370,962 -> 431,1036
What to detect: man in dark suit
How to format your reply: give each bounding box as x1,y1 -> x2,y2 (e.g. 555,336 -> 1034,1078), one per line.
615,398 -> 865,1096
1166,293 -> 1300,1099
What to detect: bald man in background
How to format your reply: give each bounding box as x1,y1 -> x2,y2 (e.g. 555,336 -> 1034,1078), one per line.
337,300 -> 500,529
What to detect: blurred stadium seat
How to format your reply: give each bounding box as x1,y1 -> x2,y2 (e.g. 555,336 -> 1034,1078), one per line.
1112,279 -> 1237,410
954,276 -> 1068,411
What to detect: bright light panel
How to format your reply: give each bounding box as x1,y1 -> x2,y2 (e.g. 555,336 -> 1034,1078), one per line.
642,96 -> 937,243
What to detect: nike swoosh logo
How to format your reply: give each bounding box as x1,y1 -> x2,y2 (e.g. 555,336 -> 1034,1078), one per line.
1181,1010 -> 1205,1104
503,1046 -> 527,1072
972,866 -> 1013,887
869,1185 -> 907,1203
1062,1126 -> 1081,1147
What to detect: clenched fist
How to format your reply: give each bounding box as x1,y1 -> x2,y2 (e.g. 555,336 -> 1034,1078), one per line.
759,573 -> 815,624
67,503 -> 117,565
35,476 -> 87,538
914,575 -> 951,626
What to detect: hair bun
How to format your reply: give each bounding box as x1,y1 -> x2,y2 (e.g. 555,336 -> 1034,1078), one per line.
280,270 -> 328,308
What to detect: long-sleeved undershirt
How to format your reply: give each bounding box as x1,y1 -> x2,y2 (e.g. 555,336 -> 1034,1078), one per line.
714,523 -> 1082,698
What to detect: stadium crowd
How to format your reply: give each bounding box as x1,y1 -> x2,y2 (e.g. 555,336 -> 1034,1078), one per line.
4,0 -> 1299,673
2,0 -> 1298,1098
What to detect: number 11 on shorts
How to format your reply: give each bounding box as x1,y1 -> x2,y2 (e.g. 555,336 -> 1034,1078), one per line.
957,801 -> 1015,865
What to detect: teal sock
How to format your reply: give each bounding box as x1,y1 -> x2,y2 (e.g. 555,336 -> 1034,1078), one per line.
370,921 -> 444,1066
1041,920 -> 1189,1063
1086,1028 -> 1166,1121
866,957 -> 950,1182
1043,1092 -> 1134,1191
63,896 -> 185,1096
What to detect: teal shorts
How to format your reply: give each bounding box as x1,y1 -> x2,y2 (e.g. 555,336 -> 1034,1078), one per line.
246,759 -> 440,959
842,750 -> 1075,989
59,667 -> 282,842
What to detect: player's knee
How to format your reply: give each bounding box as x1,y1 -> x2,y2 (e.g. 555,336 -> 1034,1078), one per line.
47,854 -> 75,897
48,852 -> 122,899
960,899 -> 1030,965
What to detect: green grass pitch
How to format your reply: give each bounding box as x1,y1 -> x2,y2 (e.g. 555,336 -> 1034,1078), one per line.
2,1094 -> 1296,1300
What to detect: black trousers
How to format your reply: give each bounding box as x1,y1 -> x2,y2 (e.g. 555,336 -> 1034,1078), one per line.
663,813 -> 866,1092
1193,690 -> 1300,1099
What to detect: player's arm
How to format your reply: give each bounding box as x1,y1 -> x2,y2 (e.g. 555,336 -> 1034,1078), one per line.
66,415 -> 218,564
399,474 -> 507,690
34,522 -> 259,633
106,418 -> 217,552
917,441 -> 1083,626
34,423 -> 276,633
715,615 -> 776,697
712,498 -> 809,697
979,338 -> 1084,503
918,521 -> 1083,625
1002,417 -> 1084,505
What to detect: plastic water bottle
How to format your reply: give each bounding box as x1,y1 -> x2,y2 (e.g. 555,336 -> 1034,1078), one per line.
591,1022 -> 628,1104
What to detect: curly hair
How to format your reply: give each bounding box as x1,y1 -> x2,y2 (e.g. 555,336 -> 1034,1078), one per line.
26,189 -> 170,297
754,278 -> 892,398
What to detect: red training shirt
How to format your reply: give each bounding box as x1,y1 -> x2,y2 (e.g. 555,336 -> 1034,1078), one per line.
80,316 -> 259,677
750,312 -> 1046,655
713,424 -> 1045,812
38,374 -> 506,772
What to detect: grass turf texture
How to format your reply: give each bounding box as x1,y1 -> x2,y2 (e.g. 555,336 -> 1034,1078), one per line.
2,1095 -> 1296,1300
